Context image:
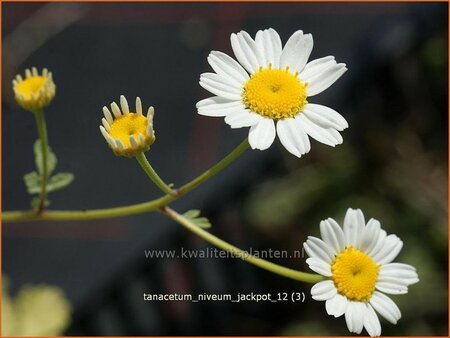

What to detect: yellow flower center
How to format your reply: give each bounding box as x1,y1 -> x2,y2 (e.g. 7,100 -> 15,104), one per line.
15,76 -> 47,100
242,67 -> 307,120
109,113 -> 148,148
331,246 -> 379,302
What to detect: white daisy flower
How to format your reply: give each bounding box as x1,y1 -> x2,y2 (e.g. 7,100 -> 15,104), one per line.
303,208 -> 419,336
99,95 -> 155,157
196,28 -> 348,157
13,67 -> 56,112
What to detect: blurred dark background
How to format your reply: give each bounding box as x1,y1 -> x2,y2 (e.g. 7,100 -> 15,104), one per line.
2,2 -> 448,336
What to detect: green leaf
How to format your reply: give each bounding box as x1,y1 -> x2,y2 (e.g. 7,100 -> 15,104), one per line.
46,173 -> 74,192
182,209 -> 211,229
182,209 -> 201,218
23,171 -> 41,194
34,139 -> 57,176
23,171 -> 74,195
31,196 -> 50,211
25,141 -> 73,209
193,217 -> 212,229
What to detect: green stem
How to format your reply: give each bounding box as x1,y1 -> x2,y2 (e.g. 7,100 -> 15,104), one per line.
135,152 -> 175,196
34,108 -> 49,214
161,206 -> 324,284
3,139 -> 250,222
176,138 -> 250,195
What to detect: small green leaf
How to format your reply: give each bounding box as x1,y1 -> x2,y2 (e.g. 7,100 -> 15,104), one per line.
46,173 -> 74,192
182,209 -> 211,229
183,209 -> 201,218
23,171 -> 41,194
193,217 -> 212,229
31,196 -> 50,211
34,139 -> 57,176
23,171 -> 74,195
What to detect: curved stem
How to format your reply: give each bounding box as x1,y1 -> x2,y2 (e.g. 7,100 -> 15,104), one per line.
3,139 -> 250,222
176,138 -> 250,195
135,152 -> 175,196
161,206 -> 324,284
34,108 -> 49,213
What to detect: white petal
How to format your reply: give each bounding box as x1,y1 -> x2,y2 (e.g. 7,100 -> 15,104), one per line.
296,114 -> 343,147
375,279 -> 408,295
138,133 -> 146,145
99,126 -> 112,145
302,103 -> 348,131
120,95 -> 129,114
99,126 -> 109,139
377,262 -> 417,295
248,118 -> 276,150
343,208 -> 365,247
224,108 -> 262,128
230,31 -> 263,74
208,51 -> 248,86
101,118 -> 110,132
115,139 -> 124,151
304,237 -> 334,263
305,257 -> 332,277
364,304 -> 382,337
280,30 -> 313,73
147,106 -> 154,120
320,218 -> 345,253
136,97 -> 142,115
311,280 -> 336,301
345,301 -> 365,334
300,56 -> 335,80
276,118 -> 311,157
102,106 -> 113,124
369,292 -> 401,324
360,219 -> 382,253
200,73 -> 242,100
111,102 -> 121,118
197,96 -> 243,117
197,96 -> 234,108
129,135 -> 138,149
202,104 -> 247,119
379,263 -> 419,286
255,28 -> 282,68
366,229 -> 387,258
325,293 -> 347,317
371,235 -> 403,265
306,62 -> 347,96
147,122 -> 154,136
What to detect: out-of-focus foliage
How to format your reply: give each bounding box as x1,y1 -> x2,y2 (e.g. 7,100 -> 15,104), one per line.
2,277 -> 72,336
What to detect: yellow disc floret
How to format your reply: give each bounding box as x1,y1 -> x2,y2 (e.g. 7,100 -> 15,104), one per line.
109,113 -> 148,149
242,66 -> 307,120
16,76 -> 46,99
13,67 -> 56,112
99,96 -> 156,157
331,246 -> 379,302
